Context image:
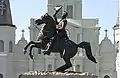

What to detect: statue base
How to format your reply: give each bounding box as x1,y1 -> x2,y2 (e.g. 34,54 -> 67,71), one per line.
20,71 -> 97,78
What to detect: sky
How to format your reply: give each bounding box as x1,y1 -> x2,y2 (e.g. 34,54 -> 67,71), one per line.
10,0 -> 119,43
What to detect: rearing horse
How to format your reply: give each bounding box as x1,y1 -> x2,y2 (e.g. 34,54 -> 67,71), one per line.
23,13 -> 97,72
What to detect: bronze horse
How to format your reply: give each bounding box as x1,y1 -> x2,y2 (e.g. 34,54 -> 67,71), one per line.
23,13 -> 97,72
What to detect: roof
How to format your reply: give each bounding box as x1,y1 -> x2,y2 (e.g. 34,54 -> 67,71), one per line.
0,0 -> 15,27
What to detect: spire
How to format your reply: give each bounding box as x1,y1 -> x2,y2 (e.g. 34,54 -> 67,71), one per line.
21,29 -> 25,40
105,29 -> 108,37
113,1 -> 120,30
22,29 -> 25,38
116,0 -> 120,26
0,0 -> 15,27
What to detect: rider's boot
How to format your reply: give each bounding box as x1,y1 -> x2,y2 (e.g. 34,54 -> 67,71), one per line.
43,36 -> 57,55
43,41 -> 53,55
43,42 -> 54,55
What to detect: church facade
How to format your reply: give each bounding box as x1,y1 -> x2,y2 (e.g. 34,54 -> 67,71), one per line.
0,0 -> 118,78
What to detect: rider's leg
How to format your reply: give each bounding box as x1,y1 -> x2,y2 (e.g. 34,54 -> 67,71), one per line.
64,33 -> 71,47
43,35 -> 57,55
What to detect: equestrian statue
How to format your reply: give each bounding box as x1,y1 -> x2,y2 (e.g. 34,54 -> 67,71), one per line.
23,6 -> 97,72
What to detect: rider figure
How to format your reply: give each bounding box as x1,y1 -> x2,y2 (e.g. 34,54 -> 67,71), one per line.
44,7 -> 71,57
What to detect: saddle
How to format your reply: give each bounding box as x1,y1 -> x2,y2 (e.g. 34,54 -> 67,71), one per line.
41,31 -> 71,51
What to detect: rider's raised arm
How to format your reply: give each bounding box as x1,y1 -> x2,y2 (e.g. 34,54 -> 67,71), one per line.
53,6 -> 62,25
53,14 -> 59,25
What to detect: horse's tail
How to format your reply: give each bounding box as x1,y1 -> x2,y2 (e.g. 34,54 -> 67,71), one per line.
77,41 -> 97,63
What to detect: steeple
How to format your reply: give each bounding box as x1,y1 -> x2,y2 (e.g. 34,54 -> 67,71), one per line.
113,2 -> 120,30
105,29 -> 108,37
0,0 -> 15,27
116,4 -> 120,26
21,29 -> 25,40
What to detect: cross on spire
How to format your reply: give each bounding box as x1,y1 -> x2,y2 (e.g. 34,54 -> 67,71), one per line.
21,29 -> 25,38
105,29 -> 108,37
0,0 -> 6,16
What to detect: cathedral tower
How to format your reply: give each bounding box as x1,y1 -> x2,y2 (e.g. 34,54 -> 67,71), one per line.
47,0 -> 82,20
113,3 -> 120,78
0,0 -> 16,78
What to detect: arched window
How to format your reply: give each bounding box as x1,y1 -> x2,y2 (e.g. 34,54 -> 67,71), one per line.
116,41 -> 119,53
0,40 -> 4,52
48,64 -> 52,71
75,65 -> 80,72
67,5 -> 73,18
9,41 -> 13,52
104,75 -> 110,78
0,74 -> 3,78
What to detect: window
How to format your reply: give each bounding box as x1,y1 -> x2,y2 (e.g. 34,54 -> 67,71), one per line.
0,40 -> 4,52
116,41 -> 119,53
38,48 -> 41,54
77,33 -> 80,43
75,65 -> 80,72
104,75 -> 110,78
67,5 -> 73,18
116,41 -> 119,48
117,49 -> 119,53
9,41 -> 13,52
56,5 -> 62,18
48,64 -> 52,71
48,0 -> 53,4
0,74 -> 3,78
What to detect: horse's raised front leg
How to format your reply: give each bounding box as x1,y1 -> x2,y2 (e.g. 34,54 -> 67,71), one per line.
23,41 -> 41,54
23,41 -> 33,54
29,44 -> 40,59
55,56 -> 72,72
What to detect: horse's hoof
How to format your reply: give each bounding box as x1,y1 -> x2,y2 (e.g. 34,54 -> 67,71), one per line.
55,69 -> 64,72
23,50 -> 27,55
30,55 -> 33,59
43,51 -> 50,55
43,51 -> 47,55
60,54 -> 63,58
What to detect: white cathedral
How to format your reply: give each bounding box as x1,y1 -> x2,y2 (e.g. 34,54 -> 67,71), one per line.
0,0 -> 119,78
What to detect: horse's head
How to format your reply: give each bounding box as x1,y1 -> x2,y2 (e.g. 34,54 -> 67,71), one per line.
35,13 -> 54,25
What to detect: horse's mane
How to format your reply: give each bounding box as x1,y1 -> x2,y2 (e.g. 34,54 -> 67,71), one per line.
47,14 -> 55,24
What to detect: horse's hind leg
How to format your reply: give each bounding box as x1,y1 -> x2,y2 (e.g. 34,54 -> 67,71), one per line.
55,57 -> 72,72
